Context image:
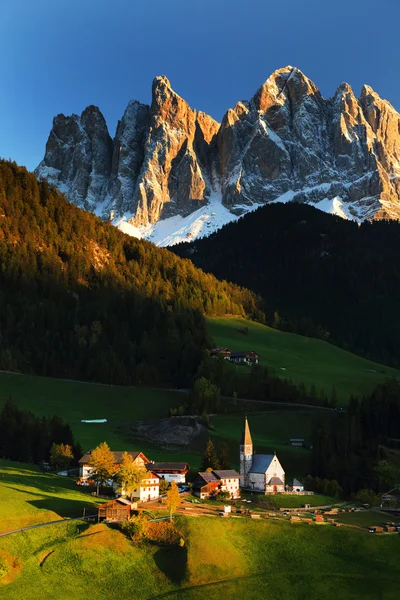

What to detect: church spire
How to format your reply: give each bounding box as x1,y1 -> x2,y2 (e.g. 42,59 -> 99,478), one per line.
241,415 -> 253,446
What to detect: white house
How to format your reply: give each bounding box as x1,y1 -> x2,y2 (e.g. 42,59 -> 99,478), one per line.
240,417 -> 285,493
146,461 -> 189,484
78,450 -> 160,502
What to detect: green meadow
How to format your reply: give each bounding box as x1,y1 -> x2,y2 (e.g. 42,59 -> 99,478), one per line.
0,461 -> 399,600
206,316 -> 400,405
0,369 -> 331,476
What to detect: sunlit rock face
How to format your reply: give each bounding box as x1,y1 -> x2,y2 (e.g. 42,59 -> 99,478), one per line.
37,66 -> 400,235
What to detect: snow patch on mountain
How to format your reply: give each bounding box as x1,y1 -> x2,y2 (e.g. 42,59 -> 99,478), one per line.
112,192 -> 264,247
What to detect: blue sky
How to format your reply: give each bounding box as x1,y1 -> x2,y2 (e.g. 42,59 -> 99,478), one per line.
1,0 -> 399,171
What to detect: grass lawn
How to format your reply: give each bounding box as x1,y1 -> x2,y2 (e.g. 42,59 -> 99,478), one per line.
253,494 -> 338,509
206,316 -> 400,405
0,372 -> 329,476
0,460 -> 104,533
334,510 -> 394,528
1,478 -> 399,600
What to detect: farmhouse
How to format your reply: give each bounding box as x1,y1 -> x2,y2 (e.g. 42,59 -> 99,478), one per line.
230,351 -> 259,365
192,469 -> 240,499
240,416 -> 285,493
98,497 -> 133,522
146,461 -> 189,484
79,450 -> 149,480
79,450 -> 160,502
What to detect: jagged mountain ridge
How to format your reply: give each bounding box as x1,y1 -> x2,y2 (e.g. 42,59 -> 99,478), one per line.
36,66 -> 400,246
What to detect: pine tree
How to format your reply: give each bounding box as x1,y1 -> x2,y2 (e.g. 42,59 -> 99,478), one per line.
218,442 -> 230,469
201,439 -> 220,471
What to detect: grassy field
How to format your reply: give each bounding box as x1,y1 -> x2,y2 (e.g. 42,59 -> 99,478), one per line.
0,460 -> 104,533
0,371 -> 331,476
207,316 -> 400,405
0,372 -> 191,459
1,462 -> 399,599
1,493 -> 399,599
251,494 -> 338,509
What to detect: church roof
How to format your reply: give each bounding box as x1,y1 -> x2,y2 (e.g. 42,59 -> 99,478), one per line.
248,454 -> 274,474
241,417 -> 253,446
268,476 -> 284,485
213,470 -> 240,479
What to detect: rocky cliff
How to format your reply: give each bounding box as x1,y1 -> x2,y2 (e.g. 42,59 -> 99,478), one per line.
36,66 -> 400,244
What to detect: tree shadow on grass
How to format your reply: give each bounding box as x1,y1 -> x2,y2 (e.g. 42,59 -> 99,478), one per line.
27,497 -> 97,519
154,546 -> 187,584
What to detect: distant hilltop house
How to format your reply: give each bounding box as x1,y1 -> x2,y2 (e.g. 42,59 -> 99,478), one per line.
192,470 -> 241,499
240,417 -> 285,493
289,438 -> 305,448
210,347 -> 232,360
146,462 -> 189,484
78,450 -> 160,502
210,348 -> 260,365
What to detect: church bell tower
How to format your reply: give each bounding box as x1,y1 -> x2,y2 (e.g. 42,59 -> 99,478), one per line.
240,416 -> 253,488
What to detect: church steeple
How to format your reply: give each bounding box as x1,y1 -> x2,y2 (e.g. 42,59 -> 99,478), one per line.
241,415 -> 253,446
240,415 -> 253,488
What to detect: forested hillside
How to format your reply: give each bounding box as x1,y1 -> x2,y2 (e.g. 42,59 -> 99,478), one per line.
0,161 -> 263,386
174,203 -> 400,367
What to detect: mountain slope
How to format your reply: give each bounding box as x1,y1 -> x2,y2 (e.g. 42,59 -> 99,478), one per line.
174,202 -> 400,367
0,160 -> 263,386
36,66 -> 400,246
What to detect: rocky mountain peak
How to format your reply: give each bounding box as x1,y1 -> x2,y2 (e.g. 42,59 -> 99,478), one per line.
36,67 -> 400,245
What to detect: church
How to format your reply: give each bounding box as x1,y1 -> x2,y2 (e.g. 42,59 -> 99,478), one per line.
240,416 -> 285,493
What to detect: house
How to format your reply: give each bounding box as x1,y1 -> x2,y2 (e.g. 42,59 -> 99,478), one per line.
78,450 -> 149,480
133,471 -> 160,502
287,478 -> 305,493
230,351 -> 259,365
210,347 -> 232,360
289,438 -> 305,448
98,497 -> 132,522
240,416 -> 285,493
79,450 -> 160,502
192,469 -> 240,499
146,461 -> 189,484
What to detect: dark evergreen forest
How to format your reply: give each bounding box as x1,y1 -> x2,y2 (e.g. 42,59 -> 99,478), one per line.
312,379 -> 400,494
0,161 -> 263,386
174,202 -> 400,367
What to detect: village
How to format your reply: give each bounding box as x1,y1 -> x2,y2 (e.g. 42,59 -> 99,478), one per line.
76,416 -> 400,534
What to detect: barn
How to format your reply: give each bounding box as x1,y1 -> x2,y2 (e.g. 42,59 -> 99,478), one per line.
98,497 -> 133,522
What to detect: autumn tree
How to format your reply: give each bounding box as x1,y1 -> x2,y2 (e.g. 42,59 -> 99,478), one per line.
165,480 -> 181,521
89,442 -> 117,495
50,443 -> 74,470
201,438 -> 220,471
117,451 -> 147,500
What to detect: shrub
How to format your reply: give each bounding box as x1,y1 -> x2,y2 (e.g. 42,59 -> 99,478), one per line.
144,521 -> 183,546
121,515 -> 148,540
